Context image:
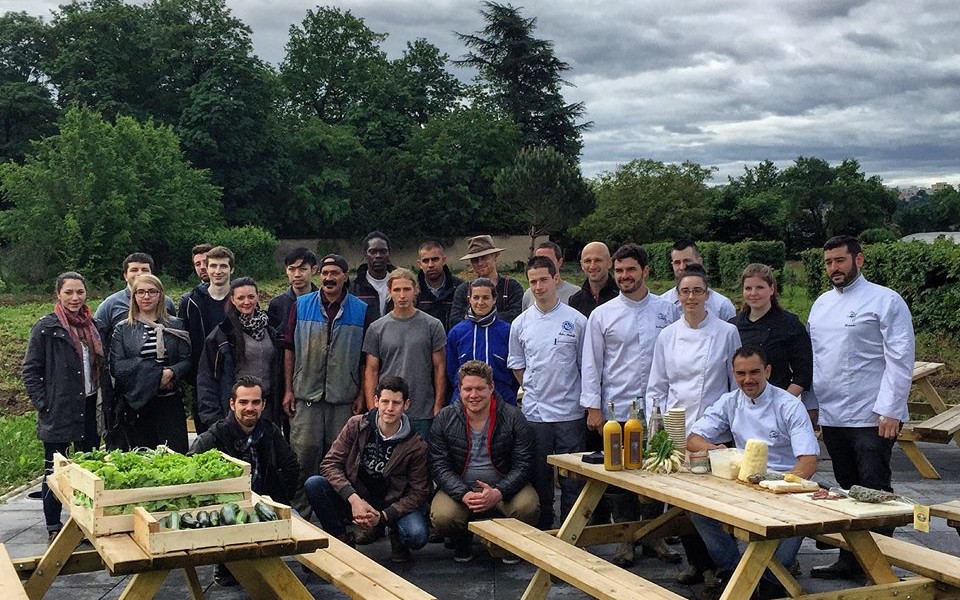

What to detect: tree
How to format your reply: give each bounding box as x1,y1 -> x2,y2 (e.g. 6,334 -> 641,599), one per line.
0,12 -> 59,163
457,2 -> 588,160
710,161 -> 785,243
494,146 -> 592,253
395,39 -> 463,126
572,159 -> 716,249
0,107 -> 220,285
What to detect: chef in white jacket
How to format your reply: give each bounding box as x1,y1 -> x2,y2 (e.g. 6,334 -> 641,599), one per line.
808,234 -> 914,581
658,239 -> 737,321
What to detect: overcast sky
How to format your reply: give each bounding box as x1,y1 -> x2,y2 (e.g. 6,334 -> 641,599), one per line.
10,0 -> 960,187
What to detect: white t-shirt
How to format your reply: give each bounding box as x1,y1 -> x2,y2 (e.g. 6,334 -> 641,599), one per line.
366,272 -> 390,317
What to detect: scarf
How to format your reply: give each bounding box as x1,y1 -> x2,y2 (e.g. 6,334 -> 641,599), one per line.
238,308 -> 269,341
225,411 -> 266,492
136,317 -> 190,359
54,302 -> 104,373
466,305 -> 498,328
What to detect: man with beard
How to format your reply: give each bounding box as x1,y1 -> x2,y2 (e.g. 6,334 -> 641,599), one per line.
449,235 -> 524,327
351,231 -> 395,319
283,254 -> 376,518
190,375 -> 298,586
580,243 -> 681,567
659,239 -> 736,321
808,235 -> 914,580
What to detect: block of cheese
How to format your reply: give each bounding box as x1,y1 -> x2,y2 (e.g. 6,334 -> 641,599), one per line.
737,439 -> 769,482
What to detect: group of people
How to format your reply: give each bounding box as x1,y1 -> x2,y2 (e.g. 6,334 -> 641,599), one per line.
23,231 -> 915,597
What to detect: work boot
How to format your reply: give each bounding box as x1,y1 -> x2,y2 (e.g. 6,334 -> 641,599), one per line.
389,531 -> 410,563
611,542 -> 636,567
607,492 -> 639,567
677,564 -> 705,585
354,522 -> 385,545
452,533 -> 473,563
642,538 -> 682,564
810,549 -> 863,580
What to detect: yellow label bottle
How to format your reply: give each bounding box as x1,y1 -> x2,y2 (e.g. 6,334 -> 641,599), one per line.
603,401 -> 623,471
623,399 -> 645,470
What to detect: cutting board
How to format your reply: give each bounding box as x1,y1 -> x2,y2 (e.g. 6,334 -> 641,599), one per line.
793,492 -> 914,517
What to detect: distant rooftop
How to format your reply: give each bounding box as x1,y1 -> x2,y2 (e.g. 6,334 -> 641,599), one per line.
901,232 -> 960,243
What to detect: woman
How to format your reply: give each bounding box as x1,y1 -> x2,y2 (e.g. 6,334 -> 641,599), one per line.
445,278 -> 519,405
197,277 -> 282,430
23,272 -> 105,542
730,264 -> 814,417
646,264 -> 741,585
110,274 -> 191,453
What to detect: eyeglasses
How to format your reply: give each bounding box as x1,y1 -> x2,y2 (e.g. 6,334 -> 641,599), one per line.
135,289 -> 161,297
678,287 -> 706,297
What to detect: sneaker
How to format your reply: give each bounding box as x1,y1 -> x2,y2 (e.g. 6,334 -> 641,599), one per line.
390,532 -> 410,563
354,522 -> 385,545
611,541 -> 635,567
47,530 -> 60,545
501,553 -> 520,565
214,564 -> 238,587
677,564 -> 705,585
453,535 -> 473,563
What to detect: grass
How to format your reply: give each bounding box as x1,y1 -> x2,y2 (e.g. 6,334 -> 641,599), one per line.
0,412 -> 44,493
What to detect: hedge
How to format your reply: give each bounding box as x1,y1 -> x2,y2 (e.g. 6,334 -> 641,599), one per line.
802,238 -> 960,332
206,225 -> 279,281
643,240 -> 786,289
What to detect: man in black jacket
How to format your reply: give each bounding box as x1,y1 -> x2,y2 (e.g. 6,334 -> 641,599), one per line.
350,231 -> 394,319
416,241 -> 463,332
429,360 -> 538,562
267,247 -> 318,345
189,375 -> 300,586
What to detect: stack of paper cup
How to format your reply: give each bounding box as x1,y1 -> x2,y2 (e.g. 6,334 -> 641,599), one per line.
664,408 -> 687,451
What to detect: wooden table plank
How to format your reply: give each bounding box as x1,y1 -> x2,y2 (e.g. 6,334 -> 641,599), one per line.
718,540 -> 777,600
228,557 -> 314,600
23,519 -> 86,600
117,570 -> 170,600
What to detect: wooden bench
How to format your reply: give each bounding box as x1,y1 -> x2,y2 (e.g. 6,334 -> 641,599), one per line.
296,530 -> 436,600
898,361 -> 957,479
469,518 -> 684,600
815,531 -> 960,589
911,404 -> 960,443
932,500 -> 960,536
0,545 -> 29,599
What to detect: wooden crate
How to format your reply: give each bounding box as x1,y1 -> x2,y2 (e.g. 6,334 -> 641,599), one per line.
52,451 -> 252,536
132,493 -> 292,555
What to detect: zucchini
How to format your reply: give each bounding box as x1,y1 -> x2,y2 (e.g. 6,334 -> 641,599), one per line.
196,511 -> 210,528
220,503 -> 238,526
254,502 -> 278,522
180,512 -> 198,529
209,510 -> 220,527
235,508 -> 249,525
158,515 -> 169,529
168,510 -> 180,531
248,512 -> 260,523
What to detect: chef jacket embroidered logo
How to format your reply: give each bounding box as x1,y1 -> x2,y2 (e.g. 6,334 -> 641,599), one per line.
557,320 -> 577,342
768,430 -> 780,440
656,312 -> 672,329
561,321 -> 574,332
845,311 -> 857,327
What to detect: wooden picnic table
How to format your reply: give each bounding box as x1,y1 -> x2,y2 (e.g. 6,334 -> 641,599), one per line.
898,361 -> 960,479
500,453 -> 928,600
7,472 -> 327,600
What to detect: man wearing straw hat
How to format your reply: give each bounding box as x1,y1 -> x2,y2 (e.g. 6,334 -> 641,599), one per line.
449,235 -> 524,327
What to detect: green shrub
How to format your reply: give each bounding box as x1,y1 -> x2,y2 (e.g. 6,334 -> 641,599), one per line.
717,241 -> 787,290
859,227 -> 898,244
206,226 -> 279,281
645,241 -> 673,280
697,241 -> 723,287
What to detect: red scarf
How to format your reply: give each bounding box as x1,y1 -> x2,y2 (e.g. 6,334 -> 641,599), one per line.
54,302 -> 104,375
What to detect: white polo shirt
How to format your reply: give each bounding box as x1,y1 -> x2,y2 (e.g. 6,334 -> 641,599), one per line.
691,383 -> 820,472
580,292 -> 679,421
508,300 -> 587,423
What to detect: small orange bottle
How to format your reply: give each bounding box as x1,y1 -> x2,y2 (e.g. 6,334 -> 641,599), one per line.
603,401 -> 623,471
623,399 -> 645,470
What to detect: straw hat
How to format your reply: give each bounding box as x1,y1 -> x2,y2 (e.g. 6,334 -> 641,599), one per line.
459,235 -> 505,260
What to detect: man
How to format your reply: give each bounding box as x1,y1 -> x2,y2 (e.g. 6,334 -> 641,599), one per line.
429,360 -> 539,562
568,241 -> 619,318
304,376 -> 430,563
659,239 -> 736,321
580,243 -> 681,566
191,243 -> 213,284
449,235 -> 524,326
189,375 -> 299,587
94,252 -> 175,331
687,347 -> 819,599
363,268 -> 446,440
267,247 -> 318,344
351,230 -> 395,319
283,254 -> 375,518
808,235 -> 914,580
415,241 -> 463,332
520,241 -> 580,310
508,256 -> 587,529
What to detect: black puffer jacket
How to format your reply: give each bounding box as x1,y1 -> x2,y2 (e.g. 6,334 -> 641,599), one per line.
429,397 -> 532,503
22,313 -> 108,443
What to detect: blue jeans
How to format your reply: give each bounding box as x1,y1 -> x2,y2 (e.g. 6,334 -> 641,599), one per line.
303,475 -> 429,549
691,513 -> 803,583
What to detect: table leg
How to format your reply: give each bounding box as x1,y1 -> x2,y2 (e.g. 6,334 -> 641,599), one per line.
181,566 -> 204,600
843,530 -> 898,585
23,518 -> 85,600
227,557 -> 312,600
766,556 -> 803,597
915,377 -> 949,414
520,479 -> 608,600
719,539 -> 778,600
897,438 -> 941,480
118,570 -> 170,600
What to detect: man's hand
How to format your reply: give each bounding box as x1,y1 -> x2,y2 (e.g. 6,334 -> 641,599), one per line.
462,481 -> 503,513
352,393 -> 365,416
878,415 -> 899,439
159,368 -> 175,390
283,391 -> 296,417
808,409 -> 820,432
586,408 -> 603,432
348,495 -> 380,529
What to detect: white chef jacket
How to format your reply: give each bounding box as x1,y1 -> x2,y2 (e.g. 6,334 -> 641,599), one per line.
660,286 -> 737,322
580,292 -> 680,421
508,300 -> 587,423
691,382 -> 820,472
808,275 -> 915,426
645,313 -> 741,435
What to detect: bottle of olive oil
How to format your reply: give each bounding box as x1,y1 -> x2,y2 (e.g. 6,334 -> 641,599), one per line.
623,399 -> 645,469
603,401 -> 623,471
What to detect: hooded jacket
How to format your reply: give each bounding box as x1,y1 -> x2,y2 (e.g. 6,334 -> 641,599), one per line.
445,317 -> 518,405
416,265 -> 464,332
179,283 -> 226,385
